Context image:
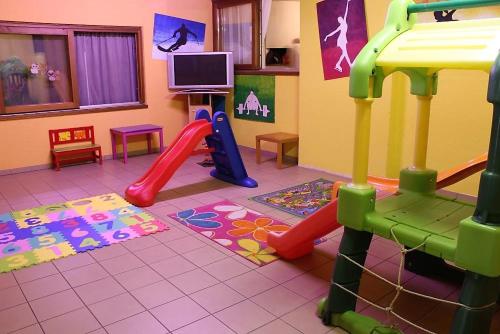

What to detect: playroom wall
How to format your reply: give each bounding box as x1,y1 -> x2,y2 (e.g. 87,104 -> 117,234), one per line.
299,0 -> 492,196
0,0 -> 213,171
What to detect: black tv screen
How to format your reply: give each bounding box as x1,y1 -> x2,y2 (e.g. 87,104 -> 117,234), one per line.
167,52 -> 233,89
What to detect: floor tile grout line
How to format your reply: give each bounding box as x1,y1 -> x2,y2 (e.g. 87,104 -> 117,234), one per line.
85,254 -> 172,332
8,267 -> 48,334
46,259 -> 111,332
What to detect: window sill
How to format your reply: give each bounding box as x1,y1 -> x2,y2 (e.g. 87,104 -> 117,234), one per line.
0,102 -> 148,121
235,66 -> 299,76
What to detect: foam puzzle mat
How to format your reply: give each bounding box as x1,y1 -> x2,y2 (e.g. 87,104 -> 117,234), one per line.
0,193 -> 168,273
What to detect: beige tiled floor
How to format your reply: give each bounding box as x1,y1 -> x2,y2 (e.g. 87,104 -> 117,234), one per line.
0,149 -> 498,333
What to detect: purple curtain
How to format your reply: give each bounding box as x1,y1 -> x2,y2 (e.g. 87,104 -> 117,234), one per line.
75,32 -> 138,106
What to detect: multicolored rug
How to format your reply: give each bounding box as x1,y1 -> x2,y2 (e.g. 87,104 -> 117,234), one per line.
251,178 -> 334,217
0,193 -> 168,273
168,200 -> 291,266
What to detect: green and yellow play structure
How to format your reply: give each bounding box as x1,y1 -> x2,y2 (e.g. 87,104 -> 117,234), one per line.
318,0 -> 500,333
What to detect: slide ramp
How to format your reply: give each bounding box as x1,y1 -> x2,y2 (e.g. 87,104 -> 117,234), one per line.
125,120 -> 213,207
267,200 -> 341,260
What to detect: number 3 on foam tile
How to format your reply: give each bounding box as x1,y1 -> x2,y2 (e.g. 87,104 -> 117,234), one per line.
6,254 -> 29,269
24,217 -> 43,226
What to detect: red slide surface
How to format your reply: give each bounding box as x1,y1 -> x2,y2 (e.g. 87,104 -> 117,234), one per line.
125,120 -> 213,207
267,200 -> 341,260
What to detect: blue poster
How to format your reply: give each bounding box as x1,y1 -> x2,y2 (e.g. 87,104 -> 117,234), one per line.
152,13 -> 206,60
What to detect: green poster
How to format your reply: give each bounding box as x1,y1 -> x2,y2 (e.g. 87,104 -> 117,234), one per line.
234,75 -> 275,123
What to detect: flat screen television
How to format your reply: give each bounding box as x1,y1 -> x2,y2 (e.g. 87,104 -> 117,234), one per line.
166,52 -> 234,90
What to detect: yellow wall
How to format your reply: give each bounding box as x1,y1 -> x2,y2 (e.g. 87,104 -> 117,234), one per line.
229,75 -> 299,156
0,0 -> 212,171
299,0 -> 492,196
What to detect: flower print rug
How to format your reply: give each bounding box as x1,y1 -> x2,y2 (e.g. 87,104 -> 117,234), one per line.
168,200 -> 291,266
250,179 -> 334,217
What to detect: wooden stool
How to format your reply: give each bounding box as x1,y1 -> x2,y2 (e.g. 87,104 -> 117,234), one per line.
256,132 -> 299,169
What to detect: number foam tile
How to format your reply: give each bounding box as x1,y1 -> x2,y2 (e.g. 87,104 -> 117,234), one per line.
119,212 -> 156,226
110,206 -> 143,217
0,220 -> 17,234
15,215 -> 52,229
0,239 -> 32,259
89,219 -> 127,233
33,242 -> 76,262
0,213 -> 14,224
57,225 -> 108,252
46,208 -> 80,221
28,232 -> 66,249
130,220 -> 169,236
100,227 -> 140,244
0,251 -> 38,272
83,212 -> 117,225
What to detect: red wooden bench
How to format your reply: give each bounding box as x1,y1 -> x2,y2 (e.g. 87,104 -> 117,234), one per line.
49,126 -> 102,171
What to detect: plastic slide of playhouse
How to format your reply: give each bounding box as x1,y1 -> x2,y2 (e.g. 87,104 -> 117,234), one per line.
125,109 -> 257,207
316,1 -> 500,333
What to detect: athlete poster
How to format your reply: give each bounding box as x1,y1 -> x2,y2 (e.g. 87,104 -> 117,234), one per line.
317,0 -> 368,80
152,13 -> 206,60
234,75 -> 275,123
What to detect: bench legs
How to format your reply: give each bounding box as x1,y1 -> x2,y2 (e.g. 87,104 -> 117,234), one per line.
52,149 -> 102,171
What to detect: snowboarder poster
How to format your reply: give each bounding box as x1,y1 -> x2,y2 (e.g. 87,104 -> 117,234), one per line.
234,75 -> 275,123
152,13 -> 206,60
317,0 -> 368,80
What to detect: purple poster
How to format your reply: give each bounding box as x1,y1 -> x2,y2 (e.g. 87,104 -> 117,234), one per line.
317,0 -> 368,80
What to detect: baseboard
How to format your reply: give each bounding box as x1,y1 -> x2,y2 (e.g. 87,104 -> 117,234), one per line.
0,148 -> 161,176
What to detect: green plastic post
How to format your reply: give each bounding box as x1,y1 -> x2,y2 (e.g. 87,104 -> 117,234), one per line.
474,54 -> 500,225
320,227 -> 373,326
408,0 -> 500,14
450,272 -> 500,334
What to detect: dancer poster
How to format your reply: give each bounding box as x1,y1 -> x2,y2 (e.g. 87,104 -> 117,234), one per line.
152,13 -> 206,60
317,0 -> 368,80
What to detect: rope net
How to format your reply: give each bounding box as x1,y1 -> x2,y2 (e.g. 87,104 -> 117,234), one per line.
332,227 -> 497,334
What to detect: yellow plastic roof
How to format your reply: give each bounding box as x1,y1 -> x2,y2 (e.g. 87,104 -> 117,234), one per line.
376,18 -> 500,71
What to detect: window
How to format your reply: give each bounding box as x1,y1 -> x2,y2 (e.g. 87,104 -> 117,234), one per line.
212,0 -> 261,70
0,21 -> 145,119
212,0 -> 300,73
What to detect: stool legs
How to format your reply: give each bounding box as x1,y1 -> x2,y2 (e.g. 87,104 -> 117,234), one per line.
122,134 -> 128,164
277,143 -> 283,169
111,132 -> 117,160
159,130 -> 164,153
147,133 -> 152,154
256,139 -> 262,164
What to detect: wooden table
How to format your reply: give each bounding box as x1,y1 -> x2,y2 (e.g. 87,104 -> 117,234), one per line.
110,124 -> 164,163
256,132 -> 299,169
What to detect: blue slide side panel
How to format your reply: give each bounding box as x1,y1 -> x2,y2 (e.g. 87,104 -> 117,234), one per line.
209,111 -> 257,188
195,109 -> 211,122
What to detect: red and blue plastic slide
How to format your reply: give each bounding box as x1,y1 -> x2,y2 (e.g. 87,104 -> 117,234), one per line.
125,109 -> 257,207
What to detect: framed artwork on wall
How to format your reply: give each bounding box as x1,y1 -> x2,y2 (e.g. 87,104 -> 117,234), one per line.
234,75 -> 275,123
316,0 -> 368,80
152,13 -> 206,60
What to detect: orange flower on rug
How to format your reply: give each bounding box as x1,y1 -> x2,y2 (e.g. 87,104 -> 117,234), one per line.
227,217 -> 290,242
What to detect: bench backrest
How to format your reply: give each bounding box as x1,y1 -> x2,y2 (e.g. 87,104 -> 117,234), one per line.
49,126 -> 96,149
